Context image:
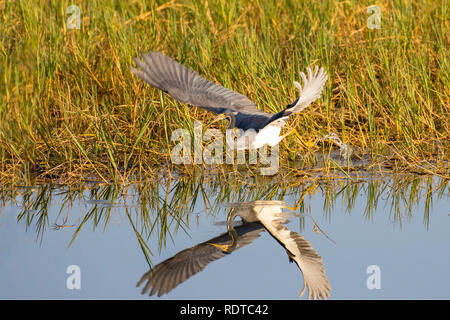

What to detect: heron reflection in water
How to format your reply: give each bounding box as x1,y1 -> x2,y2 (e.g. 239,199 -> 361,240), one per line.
137,200 -> 330,299
131,51 -> 328,150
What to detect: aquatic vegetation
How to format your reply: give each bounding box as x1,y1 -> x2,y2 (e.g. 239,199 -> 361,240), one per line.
1,174 -> 446,250
0,173 -> 447,298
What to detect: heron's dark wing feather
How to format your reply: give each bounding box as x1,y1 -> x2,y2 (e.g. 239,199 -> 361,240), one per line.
137,222 -> 264,296
131,51 -> 263,115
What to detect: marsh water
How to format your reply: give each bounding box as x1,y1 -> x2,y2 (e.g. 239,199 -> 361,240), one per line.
0,174 -> 448,299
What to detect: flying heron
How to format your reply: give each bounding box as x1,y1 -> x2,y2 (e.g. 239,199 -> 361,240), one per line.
137,200 -> 330,299
137,216 -> 264,297
131,51 -> 328,150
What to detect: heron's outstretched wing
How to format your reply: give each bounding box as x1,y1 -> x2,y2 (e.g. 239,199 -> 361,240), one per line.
137,222 -> 264,297
255,204 -> 331,300
286,66 -> 328,114
280,230 -> 330,300
131,51 -> 264,115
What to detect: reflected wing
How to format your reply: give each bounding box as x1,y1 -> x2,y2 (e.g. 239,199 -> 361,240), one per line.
280,229 -> 330,299
131,51 -> 263,115
137,222 -> 264,297
255,205 -> 331,300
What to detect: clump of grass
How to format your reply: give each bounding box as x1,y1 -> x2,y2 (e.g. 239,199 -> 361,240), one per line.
0,0 -> 448,185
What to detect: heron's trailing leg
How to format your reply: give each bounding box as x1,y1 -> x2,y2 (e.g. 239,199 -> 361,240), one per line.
281,128 -> 318,150
282,139 -> 299,153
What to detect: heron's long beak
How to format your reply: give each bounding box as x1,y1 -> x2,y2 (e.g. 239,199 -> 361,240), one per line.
205,113 -> 229,129
207,242 -> 234,253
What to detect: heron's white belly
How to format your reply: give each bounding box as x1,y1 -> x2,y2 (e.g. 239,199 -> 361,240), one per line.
232,126 -> 282,150
252,126 -> 282,149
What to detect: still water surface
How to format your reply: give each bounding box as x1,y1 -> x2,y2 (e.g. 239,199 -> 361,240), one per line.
0,175 -> 448,299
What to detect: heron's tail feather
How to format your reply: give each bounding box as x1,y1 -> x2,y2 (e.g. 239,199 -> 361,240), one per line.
286,66 -> 328,114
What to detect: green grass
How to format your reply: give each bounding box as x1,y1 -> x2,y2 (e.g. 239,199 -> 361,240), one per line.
0,0 -> 448,184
